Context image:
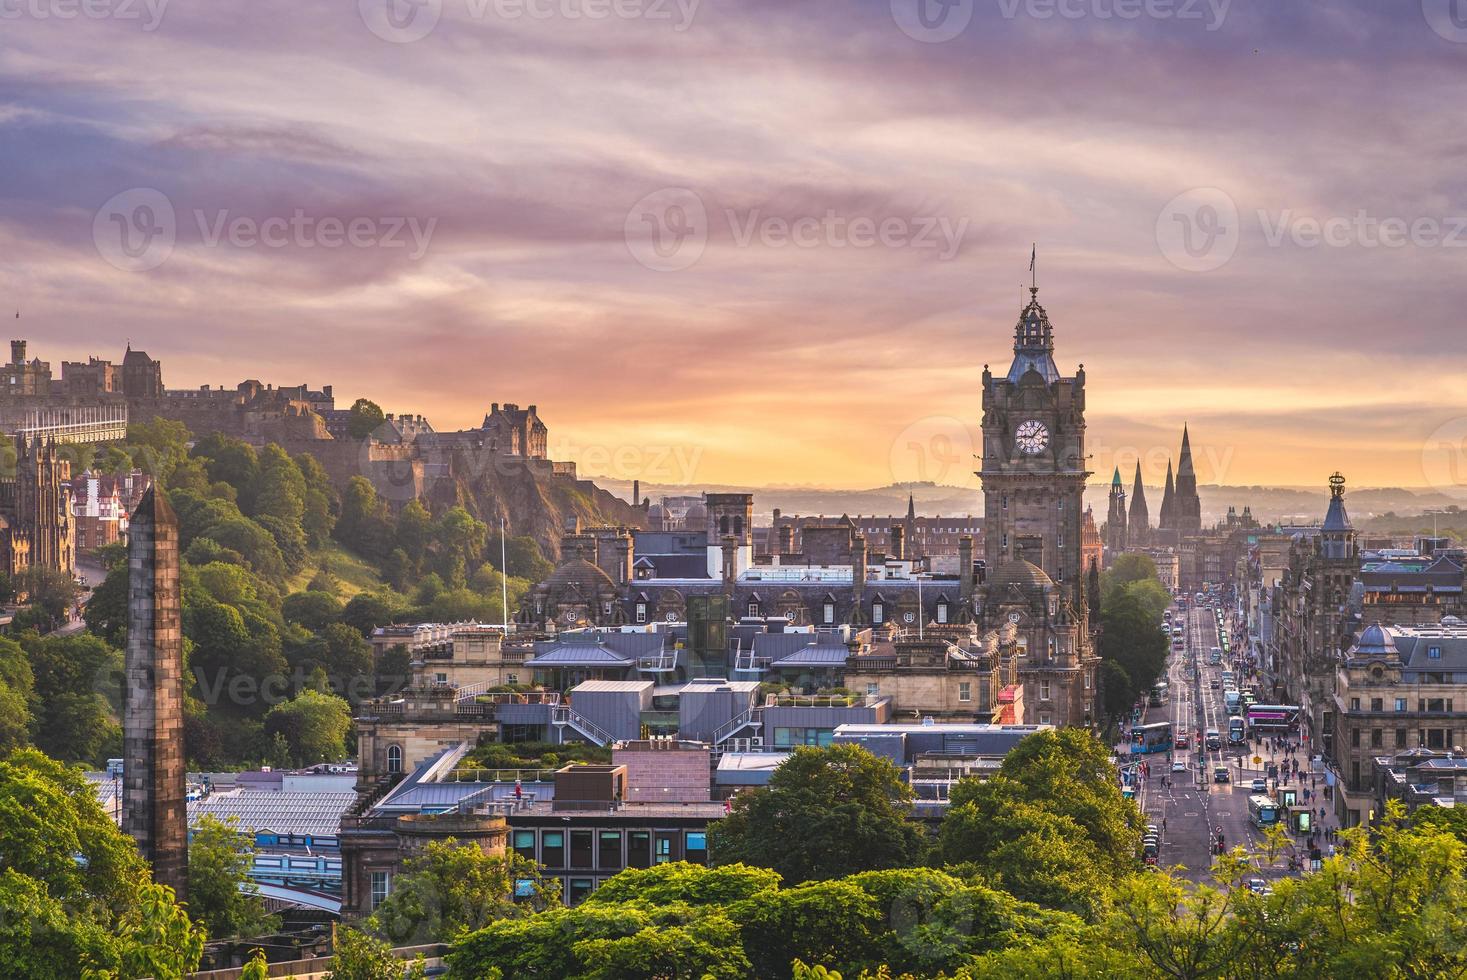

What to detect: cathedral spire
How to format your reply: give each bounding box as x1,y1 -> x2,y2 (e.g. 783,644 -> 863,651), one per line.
1159,460 -> 1176,531
1128,460 -> 1149,543
1177,424 -> 1196,479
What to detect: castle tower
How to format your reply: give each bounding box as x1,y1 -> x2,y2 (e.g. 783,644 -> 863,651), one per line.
1127,461 -> 1149,546
123,487 -> 188,901
1105,466 -> 1128,555
1174,425 -> 1202,535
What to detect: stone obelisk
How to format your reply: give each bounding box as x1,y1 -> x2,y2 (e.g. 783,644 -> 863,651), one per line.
124,486 -> 188,901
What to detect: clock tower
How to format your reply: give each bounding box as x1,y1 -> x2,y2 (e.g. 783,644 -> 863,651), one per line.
980,286 -> 1090,602
978,285 -> 1097,728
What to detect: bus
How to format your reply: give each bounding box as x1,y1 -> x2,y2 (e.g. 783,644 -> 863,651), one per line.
1248,794 -> 1280,827
1148,682 -> 1169,707
1131,722 -> 1174,755
1246,704 -> 1302,734
1224,690 -> 1241,715
1228,716 -> 1246,744
1209,647 -> 1223,665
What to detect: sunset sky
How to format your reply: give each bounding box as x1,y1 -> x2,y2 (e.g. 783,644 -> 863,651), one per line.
6,1 -> 1467,492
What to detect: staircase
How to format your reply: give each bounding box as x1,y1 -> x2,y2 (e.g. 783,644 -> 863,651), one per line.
551,706 -> 615,747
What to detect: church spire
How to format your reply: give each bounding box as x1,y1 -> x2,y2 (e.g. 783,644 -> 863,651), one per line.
1159,460 -> 1176,531
1128,460 -> 1150,543
1106,466 -> 1128,555
1177,424 -> 1196,479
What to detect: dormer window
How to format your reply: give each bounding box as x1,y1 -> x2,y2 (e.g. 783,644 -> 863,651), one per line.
872,601 -> 884,624
936,600 -> 949,624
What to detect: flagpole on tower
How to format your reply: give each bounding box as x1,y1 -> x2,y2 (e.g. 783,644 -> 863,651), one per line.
1029,243 -> 1036,291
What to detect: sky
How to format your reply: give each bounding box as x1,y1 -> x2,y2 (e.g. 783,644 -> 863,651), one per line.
5,0 -> 1467,495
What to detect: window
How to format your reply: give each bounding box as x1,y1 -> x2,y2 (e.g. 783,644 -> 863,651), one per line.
570,830 -> 594,869
866,683 -> 879,696
1350,698 -> 1360,711
654,832 -> 678,864
1395,698 -> 1407,712
636,603 -> 647,624
1084,671 -> 1092,690
1039,712 -> 1051,725
568,879 -> 595,906
1351,729 -> 1360,748
1396,728 -> 1408,748
598,831 -> 623,870
774,727 -> 834,748
1371,698 -> 1382,712
369,871 -> 390,910
1430,646 -> 1442,659
627,831 -> 651,869
936,601 -> 948,624
958,681 -> 971,703
1040,680 -> 1051,701
685,831 -> 708,865
512,830 -> 536,862
872,602 -> 884,624
386,744 -> 403,774
823,602 -> 834,624
747,602 -> 759,617
541,831 -> 565,868
435,672 -> 448,684
1371,729 -> 1383,748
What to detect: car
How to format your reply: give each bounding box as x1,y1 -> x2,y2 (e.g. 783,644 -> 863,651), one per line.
1214,767 -> 1231,783
1146,824 -> 1160,836
1175,735 -> 1189,750
1247,878 -> 1273,896
1171,761 -> 1187,774
1210,679 -> 1221,689
1251,778 -> 1267,793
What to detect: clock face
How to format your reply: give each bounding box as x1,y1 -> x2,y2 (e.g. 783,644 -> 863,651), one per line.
903,611 -> 916,624
1015,419 -> 1050,456
1008,611 -> 1022,623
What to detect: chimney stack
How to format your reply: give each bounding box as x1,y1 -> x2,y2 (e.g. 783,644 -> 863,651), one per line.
891,524 -> 906,561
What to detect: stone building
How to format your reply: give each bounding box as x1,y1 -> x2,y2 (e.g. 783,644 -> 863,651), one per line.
123,487 -> 188,901
0,434 -> 76,578
1330,621 -> 1467,828
976,286 -> 1099,728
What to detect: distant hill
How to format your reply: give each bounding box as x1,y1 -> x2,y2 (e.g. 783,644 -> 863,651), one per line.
596,478 -> 1461,527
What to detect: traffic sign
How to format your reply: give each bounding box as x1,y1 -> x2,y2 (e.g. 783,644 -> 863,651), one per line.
1252,756 -> 1262,765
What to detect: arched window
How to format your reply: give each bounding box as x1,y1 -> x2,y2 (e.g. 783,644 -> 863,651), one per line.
733,517 -> 744,536
387,744 -> 403,775
720,516 -> 730,534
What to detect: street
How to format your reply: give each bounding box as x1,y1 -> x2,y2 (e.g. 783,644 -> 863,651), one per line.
1135,601 -> 1333,884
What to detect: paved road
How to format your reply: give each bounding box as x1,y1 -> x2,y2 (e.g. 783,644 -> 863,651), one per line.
1135,603 -> 1328,883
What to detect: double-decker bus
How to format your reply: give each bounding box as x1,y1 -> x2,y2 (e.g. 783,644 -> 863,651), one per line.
1248,794 -> 1280,827
1228,716 -> 1246,744
1148,682 -> 1169,707
1246,704 -> 1301,734
1130,722 -> 1174,755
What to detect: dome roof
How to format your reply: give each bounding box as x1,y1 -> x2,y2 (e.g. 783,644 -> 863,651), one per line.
545,556 -> 617,594
987,559 -> 1054,591
1353,622 -> 1398,658
685,502 -> 707,521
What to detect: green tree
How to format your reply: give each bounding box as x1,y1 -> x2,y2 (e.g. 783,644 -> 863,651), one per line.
193,433 -> 261,509
16,567 -> 79,631
125,417 -> 193,485
343,592 -> 401,637
262,689 -> 352,766
25,632 -> 122,765
346,398 -> 387,441
369,839 -> 551,945
186,815 -> 280,940
938,728 -> 1140,915
1098,588 -> 1169,715
0,749 -> 203,977
327,926 -> 428,980
294,451 -> 338,546
282,590 -> 345,632
253,443 -> 306,524
711,744 -> 922,884
485,533 -> 554,582
336,477 -> 394,561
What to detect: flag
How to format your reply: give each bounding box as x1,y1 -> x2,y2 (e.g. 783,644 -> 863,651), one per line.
1029,244 -> 1035,271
